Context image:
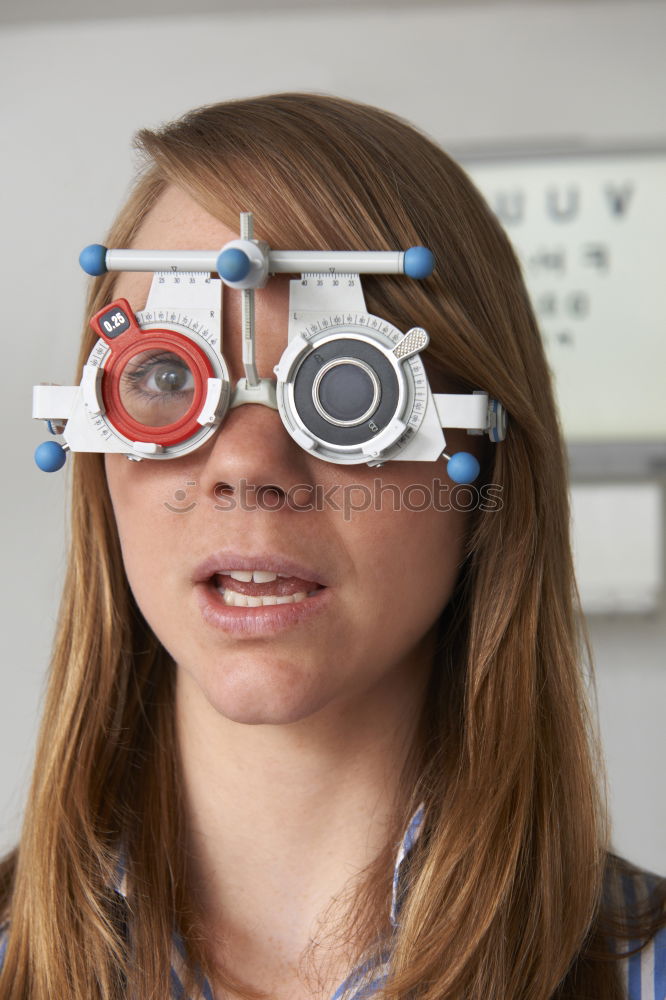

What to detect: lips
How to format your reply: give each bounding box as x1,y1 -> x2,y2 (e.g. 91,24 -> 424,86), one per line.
192,549 -> 331,589
195,577 -> 332,635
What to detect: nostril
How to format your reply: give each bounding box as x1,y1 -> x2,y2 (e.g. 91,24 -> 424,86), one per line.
213,482 -> 234,499
212,482 -> 287,502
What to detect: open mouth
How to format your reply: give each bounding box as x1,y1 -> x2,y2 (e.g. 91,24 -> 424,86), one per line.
211,573 -> 325,608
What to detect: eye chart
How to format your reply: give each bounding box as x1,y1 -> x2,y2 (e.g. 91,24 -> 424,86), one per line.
461,148 -> 666,443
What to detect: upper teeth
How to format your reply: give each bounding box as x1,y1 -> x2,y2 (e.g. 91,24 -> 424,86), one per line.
226,570 -> 281,583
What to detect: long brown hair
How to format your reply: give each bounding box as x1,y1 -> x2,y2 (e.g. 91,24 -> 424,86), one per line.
1,93 -> 663,999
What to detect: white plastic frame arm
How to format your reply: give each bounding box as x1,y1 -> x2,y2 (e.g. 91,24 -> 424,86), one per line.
433,392 -> 488,431
33,385 -> 79,420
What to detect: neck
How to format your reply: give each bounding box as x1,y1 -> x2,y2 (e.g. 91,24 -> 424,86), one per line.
174,632 -> 434,989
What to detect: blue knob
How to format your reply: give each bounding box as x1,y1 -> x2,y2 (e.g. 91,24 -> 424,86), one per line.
79,244 -> 108,276
403,246 -> 435,280
217,248 -> 251,282
35,441 -> 67,472
447,451 -> 480,484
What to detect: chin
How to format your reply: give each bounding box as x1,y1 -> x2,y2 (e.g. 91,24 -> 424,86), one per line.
186,658 -> 329,727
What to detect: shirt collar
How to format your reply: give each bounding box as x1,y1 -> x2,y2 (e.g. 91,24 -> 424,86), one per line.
390,802 -> 426,928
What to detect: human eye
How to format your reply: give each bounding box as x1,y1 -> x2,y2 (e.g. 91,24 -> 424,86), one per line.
119,350 -> 195,427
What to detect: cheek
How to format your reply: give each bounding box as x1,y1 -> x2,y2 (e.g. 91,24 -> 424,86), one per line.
334,501 -> 465,691
346,478 -> 468,618
104,456 -> 185,591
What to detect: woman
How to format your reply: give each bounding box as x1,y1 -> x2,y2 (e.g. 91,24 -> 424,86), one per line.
0,93 -> 663,999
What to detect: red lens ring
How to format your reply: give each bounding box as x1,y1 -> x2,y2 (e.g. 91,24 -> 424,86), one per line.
102,330 -> 215,446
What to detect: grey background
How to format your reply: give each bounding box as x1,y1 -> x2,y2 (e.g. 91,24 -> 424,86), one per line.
1,0 -> 664,871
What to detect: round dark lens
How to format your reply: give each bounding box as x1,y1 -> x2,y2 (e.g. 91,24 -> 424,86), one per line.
316,363 -> 378,424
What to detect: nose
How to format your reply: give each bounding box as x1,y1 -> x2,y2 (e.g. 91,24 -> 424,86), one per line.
196,394 -> 317,505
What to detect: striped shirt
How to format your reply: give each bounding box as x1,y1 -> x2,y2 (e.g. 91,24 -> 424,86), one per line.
0,803 -> 664,998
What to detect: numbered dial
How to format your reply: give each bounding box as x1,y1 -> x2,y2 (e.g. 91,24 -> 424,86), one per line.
275,315 -> 430,465
86,298 -> 230,455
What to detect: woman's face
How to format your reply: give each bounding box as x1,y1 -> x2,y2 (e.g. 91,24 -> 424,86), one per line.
105,185 -> 473,727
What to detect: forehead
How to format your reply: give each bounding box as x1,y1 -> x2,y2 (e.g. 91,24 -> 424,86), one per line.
112,184 -> 291,380
113,185 -> 234,305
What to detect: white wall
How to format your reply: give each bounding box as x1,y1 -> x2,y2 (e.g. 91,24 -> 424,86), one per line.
1,0 -> 664,871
